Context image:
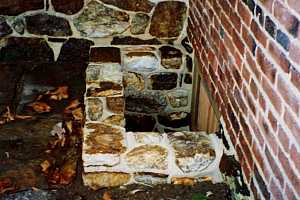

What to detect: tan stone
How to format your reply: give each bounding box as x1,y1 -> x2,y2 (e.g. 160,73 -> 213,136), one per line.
106,96 -> 124,114
83,172 -> 131,189
134,172 -> 168,185
134,132 -> 162,144
84,123 -> 126,154
103,115 -> 125,127
86,82 -> 123,97
169,132 -> 216,173
86,98 -> 103,121
123,72 -> 145,91
125,145 -> 168,170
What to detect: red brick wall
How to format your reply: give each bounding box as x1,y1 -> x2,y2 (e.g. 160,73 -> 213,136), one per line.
188,0 -> 300,199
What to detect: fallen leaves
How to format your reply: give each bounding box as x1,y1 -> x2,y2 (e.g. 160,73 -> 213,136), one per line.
0,107 -> 33,125
0,178 -> 15,194
171,177 -> 195,186
28,102 -> 52,113
103,191 -> 112,200
46,86 -> 69,101
40,160 -> 51,174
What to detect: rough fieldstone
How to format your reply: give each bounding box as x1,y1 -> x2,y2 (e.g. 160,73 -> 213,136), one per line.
99,0 -> 154,13
12,17 -> 25,34
186,55 -> 193,72
0,0 -> 44,16
149,73 -> 178,90
149,1 -> 187,38
134,172 -> 168,185
99,63 -> 122,84
86,65 -> 102,83
74,1 -> 129,37
57,38 -> 94,63
131,13 -> 150,35
25,13 -> 72,36
181,37 -> 193,53
160,46 -> 182,69
86,82 -> 123,97
0,37 -> 54,63
0,17 -> 12,37
134,132 -> 162,144
83,172 -> 130,190
106,96 -> 125,114
103,115 -> 125,127
125,114 -> 156,132
90,47 -> 121,63
168,132 -> 216,173
125,90 -> 167,113
167,90 -> 188,108
84,123 -> 126,154
124,52 -> 158,72
125,145 -> 168,170
123,72 -> 145,91
158,112 -> 190,128
52,0 -> 84,15
111,36 -> 161,45
86,98 -> 103,121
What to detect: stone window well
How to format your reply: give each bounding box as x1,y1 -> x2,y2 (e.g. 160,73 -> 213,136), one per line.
0,0 -> 224,191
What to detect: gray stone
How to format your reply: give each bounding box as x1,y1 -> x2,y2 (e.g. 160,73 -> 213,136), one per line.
134,172 -> 168,185
86,98 -> 103,121
25,13 -> 72,36
131,13 -> 150,35
99,0 -> 154,13
0,17 -> 12,37
125,90 -> 167,114
167,90 -> 188,108
74,1 -> 130,37
12,17 -> 25,34
124,52 -> 158,72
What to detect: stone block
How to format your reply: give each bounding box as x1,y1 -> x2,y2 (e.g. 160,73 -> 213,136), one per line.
124,52 -> 158,72
83,172 -> 131,189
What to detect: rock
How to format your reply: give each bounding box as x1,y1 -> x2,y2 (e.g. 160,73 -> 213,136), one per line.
25,13 -> 72,36
87,63 -> 122,84
160,46 -> 182,69
186,55 -> 193,72
134,132 -> 162,144
86,65 -> 102,83
125,114 -> 156,132
158,112 -> 190,128
86,82 -> 123,97
74,1 -> 129,37
99,0 -> 154,13
106,96 -> 125,114
181,37 -> 193,53
83,172 -> 131,189
0,0 -> 44,16
2,189 -> 51,200
148,73 -> 178,90
184,73 -> 192,84
52,0 -> 84,15
0,37 -> 54,63
86,98 -> 103,121
103,115 -> 125,127
125,145 -> 168,170
125,90 -> 167,113
90,47 -> 121,63
84,123 -> 126,154
131,13 -> 150,35
149,1 -> 187,38
123,72 -> 145,91
124,52 -> 158,72
12,17 -> 25,34
0,17 -> 12,37
57,38 -> 94,63
111,36 -> 161,45
168,132 -> 216,173
167,90 -> 188,108
134,172 -> 168,185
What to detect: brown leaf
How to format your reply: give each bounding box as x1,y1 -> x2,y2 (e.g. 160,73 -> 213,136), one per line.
28,102 -> 51,113
65,99 -> 81,111
171,177 -> 195,185
40,160 -> 51,174
60,159 -> 77,185
48,168 -> 61,184
65,121 -> 73,133
0,107 -> 14,125
0,178 -> 14,194
47,86 -> 69,101
103,191 -> 112,200
15,115 -> 33,120
72,107 -> 83,121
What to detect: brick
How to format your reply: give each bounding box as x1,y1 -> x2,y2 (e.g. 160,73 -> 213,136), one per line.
242,26 -> 257,55
276,29 -> 290,51
231,11 -> 242,33
258,91 -> 266,111
238,1 -> 252,26
268,41 -> 291,73
291,67 -> 300,92
288,0 -> 300,16
242,64 -> 251,83
255,5 -> 264,26
257,47 -> 277,83
284,109 -> 300,144
290,144 -> 300,173
285,184 -> 298,200
265,147 -> 284,187
262,77 -> 282,114
270,179 -> 284,200
259,0 -> 274,13
251,20 -> 268,47
232,29 -> 245,56
289,43 -> 300,65
250,79 -> 258,98
274,0 -> 299,37
265,16 -> 277,38
246,52 -> 261,81
258,113 -> 278,154
249,115 -> 264,147
241,159 -> 251,183
268,111 -> 278,132
277,125 -> 290,153
239,131 -> 253,166
253,165 -> 271,199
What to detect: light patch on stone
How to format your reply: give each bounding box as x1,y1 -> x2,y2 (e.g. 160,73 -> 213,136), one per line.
167,90 -> 188,108
74,1 -> 130,37
86,98 -> 103,121
169,132 -> 216,173
134,132 -> 163,144
86,65 -> 102,83
134,172 -> 168,185
83,153 -> 120,167
100,63 -> 122,84
123,72 -> 145,91
83,172 -> 131,189
103,115 -> 125,127
124,52 -> 158,72
125,145 -> 168,170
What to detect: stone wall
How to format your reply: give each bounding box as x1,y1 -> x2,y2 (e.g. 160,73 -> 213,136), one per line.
189,0 -> 300,199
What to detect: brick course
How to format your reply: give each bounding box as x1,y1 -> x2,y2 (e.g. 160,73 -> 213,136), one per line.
189,0 -> 300,199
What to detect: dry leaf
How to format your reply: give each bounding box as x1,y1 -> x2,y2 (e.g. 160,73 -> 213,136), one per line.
40,160 -> 51,174
60,160 -> 77,185
72,107 -> 83,121
15,115 -> 33,120
47,86 -> 69,101
0,107 -> 14,124
171,177 -> 195,185
65,99 -> 80,111
103,191 -> 112,200
28,102 -> 51,113
65,121 -> 73,133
